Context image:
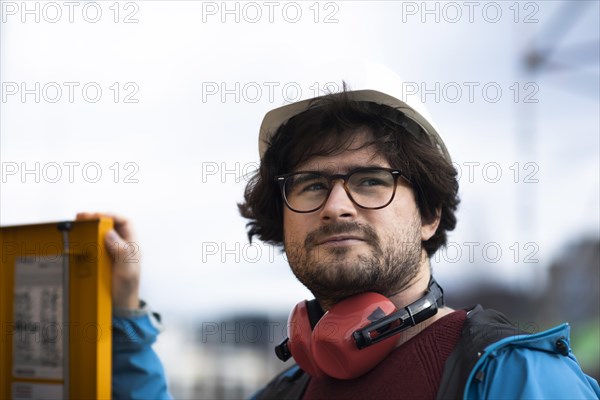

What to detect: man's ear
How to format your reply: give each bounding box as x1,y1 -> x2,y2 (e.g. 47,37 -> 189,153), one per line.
421,208 -> 441,241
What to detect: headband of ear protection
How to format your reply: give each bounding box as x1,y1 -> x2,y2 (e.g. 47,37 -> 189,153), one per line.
275,278 -> 444,380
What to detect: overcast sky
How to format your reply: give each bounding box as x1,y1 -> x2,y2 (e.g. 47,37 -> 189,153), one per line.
1,0 -> 599,317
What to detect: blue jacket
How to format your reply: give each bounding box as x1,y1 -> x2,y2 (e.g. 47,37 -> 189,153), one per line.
112,306 -> 172,400
464,322 -> 600,399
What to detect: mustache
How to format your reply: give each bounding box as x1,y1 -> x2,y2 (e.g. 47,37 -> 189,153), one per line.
304,221 -> 380,249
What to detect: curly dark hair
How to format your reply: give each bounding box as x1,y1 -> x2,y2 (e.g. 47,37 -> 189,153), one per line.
238,90 -> 460,257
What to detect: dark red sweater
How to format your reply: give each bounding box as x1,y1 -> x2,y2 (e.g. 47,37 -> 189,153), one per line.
303,310 -> 467,400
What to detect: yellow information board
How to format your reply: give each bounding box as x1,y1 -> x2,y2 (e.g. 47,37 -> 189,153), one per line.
1,218 -> 113,399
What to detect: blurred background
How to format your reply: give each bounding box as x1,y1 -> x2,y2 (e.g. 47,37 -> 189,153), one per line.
1,1 -> 598,398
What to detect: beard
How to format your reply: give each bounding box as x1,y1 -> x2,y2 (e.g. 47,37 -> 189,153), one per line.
284,215 -> 423,308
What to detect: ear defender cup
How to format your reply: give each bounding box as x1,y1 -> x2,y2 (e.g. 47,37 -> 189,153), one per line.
287,301 -> 327,379
287,293 -> 399,380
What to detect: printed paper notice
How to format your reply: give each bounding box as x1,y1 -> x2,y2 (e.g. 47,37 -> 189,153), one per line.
13,256 -> 63,380
12,383 -> 63,400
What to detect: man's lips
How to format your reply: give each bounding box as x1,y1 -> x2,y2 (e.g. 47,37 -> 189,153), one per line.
304,222 -> 379,250
316,235 -> 366,245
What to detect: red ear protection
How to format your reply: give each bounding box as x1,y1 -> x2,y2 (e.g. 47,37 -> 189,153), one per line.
276,278 -> 445,380
311,292 -> 398,379
287,293 -> 398,379
286,300 -> 327,379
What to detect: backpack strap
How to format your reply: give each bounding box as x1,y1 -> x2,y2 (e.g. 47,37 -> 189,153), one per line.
251,365 -> 310,400
436,305 -> 524,400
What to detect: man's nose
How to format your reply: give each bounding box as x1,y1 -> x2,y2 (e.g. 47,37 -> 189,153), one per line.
319,181 -> 358,221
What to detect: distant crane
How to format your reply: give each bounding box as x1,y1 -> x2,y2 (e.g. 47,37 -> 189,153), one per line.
515,0 -> 598,286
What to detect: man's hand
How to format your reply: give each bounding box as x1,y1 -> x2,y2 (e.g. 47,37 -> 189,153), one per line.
76,212 -> 141,310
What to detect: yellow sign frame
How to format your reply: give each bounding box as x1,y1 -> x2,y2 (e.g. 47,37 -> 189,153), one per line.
1,218 -> 113,399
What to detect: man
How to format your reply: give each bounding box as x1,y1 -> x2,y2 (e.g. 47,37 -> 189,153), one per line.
90,87 -> 600,399
238,88 -> 600,399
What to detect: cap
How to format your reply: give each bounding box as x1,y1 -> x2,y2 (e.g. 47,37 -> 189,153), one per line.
258,89 -> 452,163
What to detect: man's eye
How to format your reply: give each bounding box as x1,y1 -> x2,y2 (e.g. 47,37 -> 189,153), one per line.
358,178 -> 386,187
300,182 -> 328,192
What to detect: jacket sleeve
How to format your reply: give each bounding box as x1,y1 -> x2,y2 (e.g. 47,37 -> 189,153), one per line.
465,324 -> 600,399
112,304 -> 172,400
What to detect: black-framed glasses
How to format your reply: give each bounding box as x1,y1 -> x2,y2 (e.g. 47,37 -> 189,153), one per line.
275,168 -> 408,213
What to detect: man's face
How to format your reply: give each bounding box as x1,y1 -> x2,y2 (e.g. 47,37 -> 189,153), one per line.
282,132 -> 439,307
